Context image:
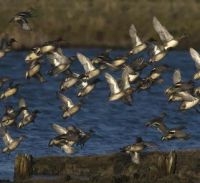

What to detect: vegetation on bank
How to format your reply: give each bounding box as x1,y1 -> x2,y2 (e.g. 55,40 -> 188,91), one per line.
11,150 -> 200,183
0,0 -> 200,49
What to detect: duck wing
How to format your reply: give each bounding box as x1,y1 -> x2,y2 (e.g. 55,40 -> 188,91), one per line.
52,123 -> 68,135
189,48 -> 200,70
173,69 -> 181,85
58,92 -> 74,109
0,127 -> 13,146
105,73 -> 121,95
129,24 -> 143,47
177,91 -> 197,101
121,67 -> 131,90
48,48 -> 69,66
153,16 -> 173,43
77,53 -> 95,72
19,98 -> 27,109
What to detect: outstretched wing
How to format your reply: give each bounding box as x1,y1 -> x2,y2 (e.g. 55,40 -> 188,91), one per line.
153,16 -> 173,43
105,73 -> 121,94
173,69 -> 181,85
19,98 -> 27,109
58,92 -> 74,108
0,127 -> 13,146
189,47 -> 200,70
121,67 -> 131,90
52,123 -> 68,135
77,53 -> 95,72
129,24 -> 142,47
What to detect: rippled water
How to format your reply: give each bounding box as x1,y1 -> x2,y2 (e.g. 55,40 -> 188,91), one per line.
0,49 -> 200,180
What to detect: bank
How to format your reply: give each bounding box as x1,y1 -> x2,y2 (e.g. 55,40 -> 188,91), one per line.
0,0 -> 199,49
1,150 -> 198,183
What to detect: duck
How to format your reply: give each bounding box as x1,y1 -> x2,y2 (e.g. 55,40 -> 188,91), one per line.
152,16 -> 178,50
167,90 -> 199,111
0,126 -> 25,153
161,129 -> 190,141
77,76 -> 100,97
59,70 -> 80,91
25,61 -> 45,83
77,52 -> 100,80
47,48 -> 72,76
25,47 -> 43,63
0,105 -> 21,127
178,92 -> 199,110
137,65 -> 169,90
49,124 -> 92,154
40,37 -> 63,54
121,137 -> 156,164
0,34 -> 17,58
129,24 -> 147,55
0,82 -> 20,100
48,134 -> 75,154
165,69 -> 195,98
105,72 -> 124,101
17,98 -> 39,128
145,112 -> 167,129
137,65 -> 168,90
9,8 -> 34,31
51,123 -> 93,148
57,92 -> 81,119
148,42 -> 167,63
146,115 -> 190,140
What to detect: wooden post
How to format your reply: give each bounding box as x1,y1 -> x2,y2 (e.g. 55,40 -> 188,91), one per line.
166,151 -> 177,174
14,154 -> 33,181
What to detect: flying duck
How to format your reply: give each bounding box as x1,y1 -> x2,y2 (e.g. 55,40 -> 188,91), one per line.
9,8 -> 34,31
152,16 -> 178,50
105,72 -> 124,101
129,24 -> 147,55
77,52 -> 100,80
57,92 -> 81,119
17,98 -> 39,128
0,126 -> 25,153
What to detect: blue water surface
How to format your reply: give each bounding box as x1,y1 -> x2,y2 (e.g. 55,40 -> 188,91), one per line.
0,48 -> 199,180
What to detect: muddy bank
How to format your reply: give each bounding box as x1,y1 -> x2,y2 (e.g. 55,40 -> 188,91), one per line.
0,0 -> 199,49
10,150 -> 200,183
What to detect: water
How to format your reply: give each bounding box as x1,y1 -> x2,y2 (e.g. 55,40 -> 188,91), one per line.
0,49 -> 200,180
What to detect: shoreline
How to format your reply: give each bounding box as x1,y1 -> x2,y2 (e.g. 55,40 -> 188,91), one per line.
2,149 -> 198,183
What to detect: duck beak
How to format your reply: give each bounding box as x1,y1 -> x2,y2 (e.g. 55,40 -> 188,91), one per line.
48,140 -> 53,147
161,136 -> 166,141
25,72 -> 29,79
145,122 -> 151,127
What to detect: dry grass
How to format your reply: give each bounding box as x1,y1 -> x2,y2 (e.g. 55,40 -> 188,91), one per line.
0,0 -> 200,49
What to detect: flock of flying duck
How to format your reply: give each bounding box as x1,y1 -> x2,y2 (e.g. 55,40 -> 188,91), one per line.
0,9 -> 199,164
